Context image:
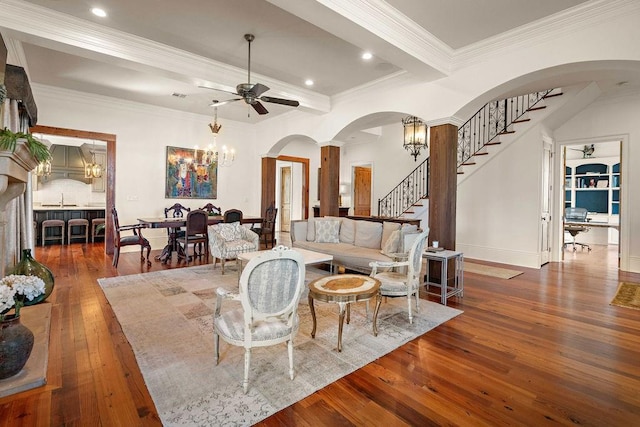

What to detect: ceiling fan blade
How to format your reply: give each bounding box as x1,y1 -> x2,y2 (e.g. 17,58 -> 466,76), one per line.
199,85 -> 238,96
251,101 -> 269,115
250,83 -> 270,97
260,96 -> 300,107
210,99 -> 241,107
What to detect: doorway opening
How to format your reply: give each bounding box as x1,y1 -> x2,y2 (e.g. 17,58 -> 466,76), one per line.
275,155 -> 309,234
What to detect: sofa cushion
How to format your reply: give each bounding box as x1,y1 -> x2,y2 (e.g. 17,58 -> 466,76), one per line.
381,221 -> 401,249
292,240 -> 392,273
314,219 -> 340,243
381,229 -> 401,254
306,217 -> 317,241
354,220 -> 383,249
339,218 -> 356,244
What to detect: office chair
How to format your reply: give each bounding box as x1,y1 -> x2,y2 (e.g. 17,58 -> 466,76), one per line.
564,207 -> 591,252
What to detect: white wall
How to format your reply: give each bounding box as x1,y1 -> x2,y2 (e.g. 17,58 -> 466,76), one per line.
554,91 -> 640,271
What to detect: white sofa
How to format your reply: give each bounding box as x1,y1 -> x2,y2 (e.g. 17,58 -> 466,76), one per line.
290,217 -> 420,273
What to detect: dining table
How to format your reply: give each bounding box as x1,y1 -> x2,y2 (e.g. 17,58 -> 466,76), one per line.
138,215 -> 263,264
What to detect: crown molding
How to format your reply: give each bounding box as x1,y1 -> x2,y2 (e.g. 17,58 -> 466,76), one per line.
0,0 -> 330,114
453,0 -> 640,69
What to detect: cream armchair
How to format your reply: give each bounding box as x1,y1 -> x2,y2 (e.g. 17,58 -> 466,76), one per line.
208,222 -> 259,274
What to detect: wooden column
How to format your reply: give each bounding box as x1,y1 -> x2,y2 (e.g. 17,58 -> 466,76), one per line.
261,156 -> 276,215
320,145 -> 340,217
428,123 -> 458,249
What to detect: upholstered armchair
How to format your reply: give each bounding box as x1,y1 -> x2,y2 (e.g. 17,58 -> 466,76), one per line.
369,229 -> 429,324
213,246 -> 306,393
208,222 -> 259,274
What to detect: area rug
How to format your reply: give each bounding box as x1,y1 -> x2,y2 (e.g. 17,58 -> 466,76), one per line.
610,282 -> 640,310
98,265 -> 462,426
464,262 -> 524,279
0,303 -> 51,398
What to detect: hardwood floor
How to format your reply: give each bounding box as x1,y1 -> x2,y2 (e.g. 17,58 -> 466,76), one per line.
1,240 -> 639,426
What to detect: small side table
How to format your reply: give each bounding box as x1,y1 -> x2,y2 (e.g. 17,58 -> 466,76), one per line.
308,274 -> 381,352
423,249 -> 464,305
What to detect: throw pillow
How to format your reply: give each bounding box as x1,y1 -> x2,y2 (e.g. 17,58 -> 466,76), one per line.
381,221 -> 401,249
354,221 -> 383,249
381,229 -> 401,254
339,218 -> 356,244
314,219 -> 341,243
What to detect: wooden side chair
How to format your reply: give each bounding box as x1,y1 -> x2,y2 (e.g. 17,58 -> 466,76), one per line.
253,203 -> 278,248
200,203 -> 222,216
164,203 -> 190,257
177,209 -> 209,265
213,246 -> 306,393
223,209 -> 243,223
111,207 -> 151,268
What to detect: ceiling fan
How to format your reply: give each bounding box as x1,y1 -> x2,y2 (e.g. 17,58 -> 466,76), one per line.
200,34 -> 300,115
569,144 -> 595,158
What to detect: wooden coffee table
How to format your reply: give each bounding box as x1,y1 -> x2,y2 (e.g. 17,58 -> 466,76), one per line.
307,274 -> 381,352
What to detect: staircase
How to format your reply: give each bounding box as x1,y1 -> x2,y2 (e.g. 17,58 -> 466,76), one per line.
377,88 -> 563,220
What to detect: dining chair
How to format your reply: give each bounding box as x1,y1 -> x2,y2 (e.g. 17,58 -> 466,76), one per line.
213,246 -> 305,393
164,203 -> 190,255
369,229 -> 429,324
111,207 -> 152,268
253,203 -> 278,248
176,209 -> 209,265
223,209 -> 243,223
200,203 -> 222,216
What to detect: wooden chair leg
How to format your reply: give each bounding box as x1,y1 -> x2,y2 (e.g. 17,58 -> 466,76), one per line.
113,247 -> 120,267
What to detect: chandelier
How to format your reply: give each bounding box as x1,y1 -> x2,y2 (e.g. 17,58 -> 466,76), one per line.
36,159 -> 51,177
85,141 -> 103,178
402,116 -> 428,161
194,106 -> 235,167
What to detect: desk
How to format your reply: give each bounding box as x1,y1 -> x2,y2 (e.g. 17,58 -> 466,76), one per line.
138,215 -> 262,263
565,221 -> 619,230
423,249 -> 464,305
307,274 -> 381,352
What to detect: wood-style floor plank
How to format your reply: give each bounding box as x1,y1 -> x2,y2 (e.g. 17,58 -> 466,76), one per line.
0,239 -> 637,426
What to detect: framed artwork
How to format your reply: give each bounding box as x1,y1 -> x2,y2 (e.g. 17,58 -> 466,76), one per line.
165,146 -> 218,199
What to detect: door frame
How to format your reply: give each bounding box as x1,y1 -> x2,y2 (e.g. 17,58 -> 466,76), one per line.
554,134 -> 629,270
276,155 -> 309,220
30,125 -> 116,255
539,137 -> 553,265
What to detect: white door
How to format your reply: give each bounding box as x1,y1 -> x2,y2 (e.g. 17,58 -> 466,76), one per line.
540,140 -> 553,265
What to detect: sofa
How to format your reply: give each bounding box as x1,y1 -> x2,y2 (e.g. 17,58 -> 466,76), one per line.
290,217 -> 421,273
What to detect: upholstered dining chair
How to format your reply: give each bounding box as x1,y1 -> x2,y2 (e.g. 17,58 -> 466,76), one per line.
369,229 -> 429,324
213,246 -> 306,393
200,203 -> 222,216
208,221 -> 259,274
223,208 -> 243,223
176,209 -> 209,265
111,207 -> 152,268
253,203 -> 278,249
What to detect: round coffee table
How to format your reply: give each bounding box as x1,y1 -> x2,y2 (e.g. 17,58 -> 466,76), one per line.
308,274 -> 382,352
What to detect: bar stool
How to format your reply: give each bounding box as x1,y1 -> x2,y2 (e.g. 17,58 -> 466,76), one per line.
67,218 -> 89,244
42,219 -> 65,246
91,218 -> 106,243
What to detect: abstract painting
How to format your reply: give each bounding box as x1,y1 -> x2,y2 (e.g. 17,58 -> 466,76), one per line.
165,146 -> 217,199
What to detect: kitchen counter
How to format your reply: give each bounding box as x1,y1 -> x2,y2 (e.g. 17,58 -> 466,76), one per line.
34,205 -> 106,211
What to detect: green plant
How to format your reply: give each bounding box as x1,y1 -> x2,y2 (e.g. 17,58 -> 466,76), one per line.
0,128 -> 51,162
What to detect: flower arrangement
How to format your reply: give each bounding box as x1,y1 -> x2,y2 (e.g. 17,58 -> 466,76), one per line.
0,275 -> 46,321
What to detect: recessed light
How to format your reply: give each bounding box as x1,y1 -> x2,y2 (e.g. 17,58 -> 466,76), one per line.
91,7 -> 107,18
305,79 -> 314,86
362,52 -> 373,60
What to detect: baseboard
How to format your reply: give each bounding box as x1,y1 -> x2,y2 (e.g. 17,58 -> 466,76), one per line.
456,243 -> 540,269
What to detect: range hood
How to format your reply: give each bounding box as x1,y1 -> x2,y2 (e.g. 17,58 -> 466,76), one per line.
39,144 -> 91,184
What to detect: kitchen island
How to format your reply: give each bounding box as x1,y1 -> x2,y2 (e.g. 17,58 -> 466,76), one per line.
34,206 -> 106,245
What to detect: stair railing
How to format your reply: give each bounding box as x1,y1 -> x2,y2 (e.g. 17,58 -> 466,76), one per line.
457,89 -> 555,167
378,158 -> 429,218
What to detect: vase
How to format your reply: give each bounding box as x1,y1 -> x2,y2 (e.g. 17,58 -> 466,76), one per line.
9,249 -> 55,305
0,314 -> 35,379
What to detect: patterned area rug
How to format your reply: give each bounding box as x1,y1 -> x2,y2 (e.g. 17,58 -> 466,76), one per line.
464,262 -> 524,279
98,265 -> 462,426
611,282 -> 640,310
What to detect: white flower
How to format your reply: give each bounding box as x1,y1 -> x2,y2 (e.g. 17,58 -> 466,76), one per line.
0,284 -> 16,313
0,274 -> 46,301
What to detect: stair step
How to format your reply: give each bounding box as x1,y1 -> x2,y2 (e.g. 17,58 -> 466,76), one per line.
512,118 -> 531,124
528,105 -> 547,111
462,161 -> 476,166
498,130 -> 515,135
543,92 -> 563,99
457,170 -> 464,175
485,141 -> 502,146
474,151 -> 489,156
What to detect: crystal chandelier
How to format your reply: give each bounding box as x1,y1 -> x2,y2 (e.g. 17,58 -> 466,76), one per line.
197,105 -> 235,167
402,116 -> 428,161
84,141 -> 103,178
